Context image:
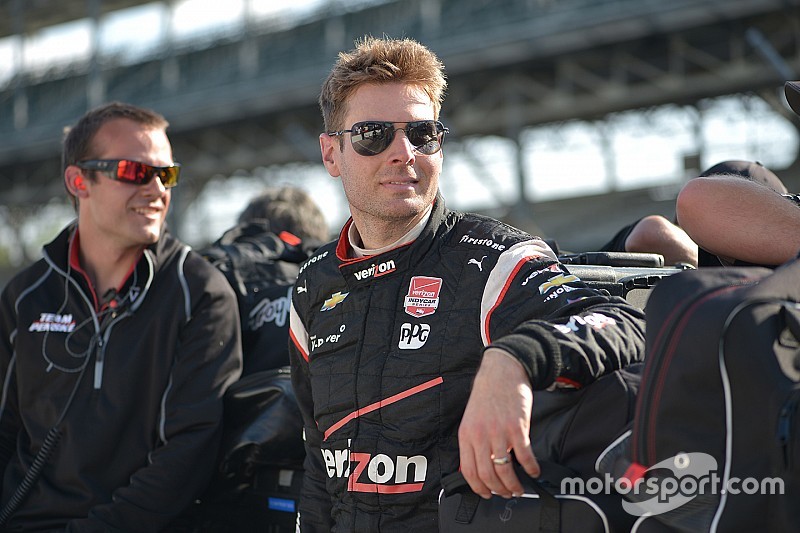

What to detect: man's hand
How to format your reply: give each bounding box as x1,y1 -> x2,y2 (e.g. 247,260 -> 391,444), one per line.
458,347 -> 540,499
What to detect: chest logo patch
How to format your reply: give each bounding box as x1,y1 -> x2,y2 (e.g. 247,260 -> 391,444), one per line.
321,291 -> 349,311
28,313 -> 75,333
399,323 -> 431,349
404,276 -> 442,318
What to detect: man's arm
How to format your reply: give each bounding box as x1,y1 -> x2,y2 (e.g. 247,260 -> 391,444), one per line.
458,349 -> 536,499
624,215 -> 698,267
676,176 -> 800,266
459,243 -> 646,499
459,301 -> 644,499
601,216 -> 699,267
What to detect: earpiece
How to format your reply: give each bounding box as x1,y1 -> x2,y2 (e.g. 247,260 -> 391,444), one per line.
75,176 -> 86,191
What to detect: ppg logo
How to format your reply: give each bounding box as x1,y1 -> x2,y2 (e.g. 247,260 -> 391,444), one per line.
398,323 -> 431,350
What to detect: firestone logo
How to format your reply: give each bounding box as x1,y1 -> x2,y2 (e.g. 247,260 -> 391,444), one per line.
299,250 -> 328,274
459,234 -> 506,251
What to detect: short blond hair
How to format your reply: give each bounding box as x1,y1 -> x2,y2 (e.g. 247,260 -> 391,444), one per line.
319,36 -> 447,133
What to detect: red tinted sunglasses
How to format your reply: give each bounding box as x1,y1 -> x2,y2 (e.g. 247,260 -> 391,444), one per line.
77,159 -> 181,188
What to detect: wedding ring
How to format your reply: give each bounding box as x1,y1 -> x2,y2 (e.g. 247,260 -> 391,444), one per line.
491,454 -> 511,465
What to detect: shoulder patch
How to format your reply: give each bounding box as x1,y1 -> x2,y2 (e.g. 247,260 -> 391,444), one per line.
299,249 -> 330,275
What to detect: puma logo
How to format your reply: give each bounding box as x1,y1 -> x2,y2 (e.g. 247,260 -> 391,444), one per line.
468,256 -> 487,272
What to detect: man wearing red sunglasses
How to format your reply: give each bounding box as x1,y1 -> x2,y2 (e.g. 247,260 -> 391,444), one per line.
0,102 -> 242,530
289,36 -> 646,532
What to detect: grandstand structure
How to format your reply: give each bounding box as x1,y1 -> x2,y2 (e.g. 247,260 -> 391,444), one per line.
1,0 -> 800,260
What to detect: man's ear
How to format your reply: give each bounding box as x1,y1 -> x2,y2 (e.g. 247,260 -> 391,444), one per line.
319,133 -> 341,178
65,166 -> 89,198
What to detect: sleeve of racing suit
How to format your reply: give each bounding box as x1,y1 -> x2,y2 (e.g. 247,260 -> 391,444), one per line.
481,240 -> 646,390
66,268 -> 243,531
288,300 -> 334,532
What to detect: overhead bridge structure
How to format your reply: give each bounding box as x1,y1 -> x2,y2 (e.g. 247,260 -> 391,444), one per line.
1,0 -> 800,251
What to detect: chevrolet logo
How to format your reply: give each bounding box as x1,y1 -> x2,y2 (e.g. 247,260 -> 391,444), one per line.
538,274 -> 579,294
321,291 -> 349,311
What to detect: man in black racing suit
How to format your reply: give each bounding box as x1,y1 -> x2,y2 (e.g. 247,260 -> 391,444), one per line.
288,37 -> 646,532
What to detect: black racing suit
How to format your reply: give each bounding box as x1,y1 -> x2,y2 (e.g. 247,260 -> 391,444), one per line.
0,223 -> 242,531
288,195 -> 646,532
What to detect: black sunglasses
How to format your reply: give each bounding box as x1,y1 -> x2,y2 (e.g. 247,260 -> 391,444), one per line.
76,159 -> 181,188
327,120 -> 449,156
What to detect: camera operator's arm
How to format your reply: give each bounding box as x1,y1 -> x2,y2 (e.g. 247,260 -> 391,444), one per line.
676,176 -> 800,266
623,215 -> 698,267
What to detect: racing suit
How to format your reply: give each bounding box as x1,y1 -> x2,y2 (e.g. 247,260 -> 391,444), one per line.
0,223 -> 242,531
288,194 -> 646,532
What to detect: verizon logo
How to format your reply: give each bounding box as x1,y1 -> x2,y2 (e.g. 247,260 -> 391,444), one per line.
353,259 -> 396,280
323,445 -> 427,494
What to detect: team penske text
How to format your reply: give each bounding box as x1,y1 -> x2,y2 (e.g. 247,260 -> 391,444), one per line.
29,313 -> 76,332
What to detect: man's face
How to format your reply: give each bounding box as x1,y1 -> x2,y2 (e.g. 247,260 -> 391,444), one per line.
320,82 -> 443,230
75,118 -> 173,251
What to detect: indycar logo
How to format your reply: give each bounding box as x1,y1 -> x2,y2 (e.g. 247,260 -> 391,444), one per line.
404,276 -> 442,318
322,444 -> 427,494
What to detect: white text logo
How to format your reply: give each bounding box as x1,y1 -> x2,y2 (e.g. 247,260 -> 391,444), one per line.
29,313 -> 75,333
459,235 -> 506,251
248,286 -> 291,330
398,323 -> 431,349
354,259 -> 396,281
322,443 -> 427,494
299,250 -> 328,274
562,452 -> 784,516
552,312 -> 616,335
